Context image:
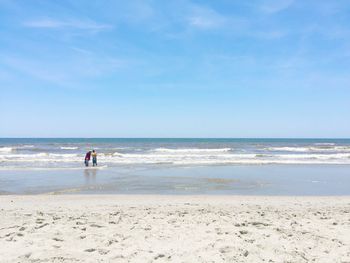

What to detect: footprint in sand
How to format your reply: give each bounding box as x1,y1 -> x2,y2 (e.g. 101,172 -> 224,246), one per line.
219,246 -> 234,254
90,224 -> 103,228
35,223 -> 49,229
36,218 -> 45,224
154,254 -> 166,260
98,249 -> 109,255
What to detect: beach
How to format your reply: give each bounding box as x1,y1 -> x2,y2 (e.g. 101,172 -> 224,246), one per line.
1,139 -> 350,262
3,0 -> 350,261
1,195 -> 349,262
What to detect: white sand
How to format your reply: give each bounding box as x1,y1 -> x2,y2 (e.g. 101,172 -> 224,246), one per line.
0,195 -> 349,262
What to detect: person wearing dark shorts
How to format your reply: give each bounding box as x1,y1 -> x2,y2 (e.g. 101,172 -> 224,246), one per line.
84,151 -> 91,166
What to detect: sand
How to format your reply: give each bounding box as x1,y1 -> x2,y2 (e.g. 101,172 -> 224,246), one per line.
0,195 -> 349,263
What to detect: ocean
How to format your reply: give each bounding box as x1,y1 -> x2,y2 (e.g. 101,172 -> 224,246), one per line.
0,138 -> 350,195
1,138 -> 350,168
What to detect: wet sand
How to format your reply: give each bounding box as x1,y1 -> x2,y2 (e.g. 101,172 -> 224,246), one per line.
0,195 -> 350,262
2,165 -> 350,196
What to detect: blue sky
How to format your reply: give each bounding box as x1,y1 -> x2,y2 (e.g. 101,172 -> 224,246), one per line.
0,0 -> 349,137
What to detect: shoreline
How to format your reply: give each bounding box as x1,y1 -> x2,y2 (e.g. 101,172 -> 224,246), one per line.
2,164 -> 350,196
1,195 -> 350,262
2,193 -> 350,199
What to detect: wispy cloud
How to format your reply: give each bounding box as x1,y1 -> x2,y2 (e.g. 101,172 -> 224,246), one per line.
23,18 -> 112,31
3,52 -> 130,89
260,0 -> 295,14
3,56 -> 70,84
183,3 -> 284,40
121,1 -> 155,24
187,5 -> 228,30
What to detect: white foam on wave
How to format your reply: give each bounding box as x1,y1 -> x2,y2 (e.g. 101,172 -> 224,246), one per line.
151,148 -> 232,153
0,165 -> 108,171
1,151 -> 350,166
276,153 -> 350,160
322,146 -> 350,152
60,146 -> 78,150
268,147 -> 310,152
0,145 -> 37,152
18,145 -> 35,148
0,152 -> 78,162
49,153 -> 78,157
268,146 -> 350,153
0,147 -> 12,152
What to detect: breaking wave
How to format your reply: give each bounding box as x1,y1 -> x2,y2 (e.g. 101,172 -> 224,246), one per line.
151,148 -> 232,153
1,150 -> 350,166
60,147 -> 79,150
267,146 -> 350,153
0,147 -> 13,152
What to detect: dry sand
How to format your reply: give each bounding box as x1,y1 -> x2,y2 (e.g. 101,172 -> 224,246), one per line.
0,195 -> 349,262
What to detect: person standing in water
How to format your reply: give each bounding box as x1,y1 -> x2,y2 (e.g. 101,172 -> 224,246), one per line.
84,151 -> 91,167
92,150 -> 97,166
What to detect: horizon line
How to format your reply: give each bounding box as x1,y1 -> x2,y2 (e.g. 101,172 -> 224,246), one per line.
1,137 -> 350,140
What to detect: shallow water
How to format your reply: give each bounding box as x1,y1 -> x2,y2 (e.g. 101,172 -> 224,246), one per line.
1,138 -> 349,195
0,164 -> 349,195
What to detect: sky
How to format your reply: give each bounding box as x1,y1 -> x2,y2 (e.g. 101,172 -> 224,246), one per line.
0,0 -> 349,138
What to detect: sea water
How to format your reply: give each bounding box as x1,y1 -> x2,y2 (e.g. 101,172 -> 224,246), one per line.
0,138 -> 350,195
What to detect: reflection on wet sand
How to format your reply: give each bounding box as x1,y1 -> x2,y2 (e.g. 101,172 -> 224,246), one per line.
2,165 -> 350,195
84,168 -> 97,185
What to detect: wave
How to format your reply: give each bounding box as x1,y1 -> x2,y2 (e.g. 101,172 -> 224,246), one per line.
1,152 -> 350,166
60,147 -> 78,150
0,147 -> 12,152
0,145 -> 39,152
276,153 -> 350,159
0,152 -> 78,159
151,148 -> 232,153
0,165 -> 108,171
17,145 -> 35,148
1,143 -> 350,168
49,153 -> 78,157
267,146 -> 350,153
267,147 -> 310,152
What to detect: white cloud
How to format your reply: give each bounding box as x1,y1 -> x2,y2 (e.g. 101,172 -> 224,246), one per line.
23,18 -> 112,31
